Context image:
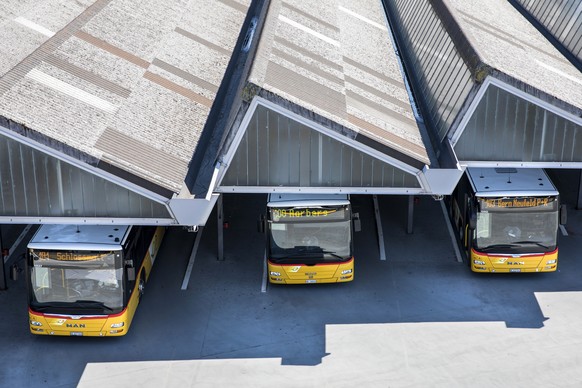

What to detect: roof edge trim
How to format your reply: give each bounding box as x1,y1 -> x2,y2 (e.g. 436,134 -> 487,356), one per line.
460,161 -> 582,169
215,186 -> 427,195
0,217 -> 175,225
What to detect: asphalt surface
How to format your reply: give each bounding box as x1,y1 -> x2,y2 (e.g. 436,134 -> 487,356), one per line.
1,175 -> 582,387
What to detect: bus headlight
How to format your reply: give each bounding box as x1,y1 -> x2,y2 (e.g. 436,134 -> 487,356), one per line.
30,320 -> 43,326
341,269 -> 352,275
111,322 -> 125,328
270,271 -> 281,276
546,259 -> 556,265
473,260 -> 485,265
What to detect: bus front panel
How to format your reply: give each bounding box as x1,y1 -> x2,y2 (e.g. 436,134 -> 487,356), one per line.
470,248 -> 558,273
267,204 -> 354,284
268,258 -> 354,284
469,196 -> 559,273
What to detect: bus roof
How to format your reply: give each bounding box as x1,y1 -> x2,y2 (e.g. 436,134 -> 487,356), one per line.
27,224 -> 131,251
267,194 -> 349,208
466,168 -> 559,197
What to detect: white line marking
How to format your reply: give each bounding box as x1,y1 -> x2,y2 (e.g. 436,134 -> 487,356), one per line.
26,69 -> 118,113
181,228 -> 204,290
279,15 -> 340,47
261,251 -> 268,293
560,224 -> 568,236
14,17 -> 54,37
535,59 -> 582,87
338,6 -> 387,31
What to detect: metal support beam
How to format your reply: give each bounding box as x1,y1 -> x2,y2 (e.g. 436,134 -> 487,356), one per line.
0,225 -> 34,290
407,196 -> 414,234
372,195 -> 387,261
440,201 -> 463,263
0,227 -> 5,290
577,170 -> 582,210
217,194 -> 224,261
181,227 -> 204,290
261,251 -> 268,293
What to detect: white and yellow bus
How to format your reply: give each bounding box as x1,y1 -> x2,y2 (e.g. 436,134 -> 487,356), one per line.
450,168 -> 566,273
26,224 -> 165,336
261,194 -> 357,284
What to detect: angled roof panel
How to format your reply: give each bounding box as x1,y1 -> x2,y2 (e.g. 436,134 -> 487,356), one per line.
382,0 -> 478,145
0,0 -> 249,197
384,0 -> 582,167
512,0 -> 582,66
447,0 -> 582,114
218,101 -> 423,193
247,0 -> 430,168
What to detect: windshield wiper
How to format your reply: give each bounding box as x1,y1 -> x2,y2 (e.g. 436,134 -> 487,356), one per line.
74,300 -> 114,312
513,241 -> 550,249
321,250 -> 347,260
479,244 -> 519,252
30,300 -> 114,313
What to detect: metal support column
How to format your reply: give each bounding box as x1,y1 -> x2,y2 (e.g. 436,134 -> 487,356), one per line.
577,170 -> 582,210
407,196 -> 414,234
217,194 -> 224,261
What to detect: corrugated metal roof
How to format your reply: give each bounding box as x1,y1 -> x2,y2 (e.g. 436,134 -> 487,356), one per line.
247,0 -> 430,167
383,0 -> 582,171
512,0 -> 582,67
0,0 -> 250,196
446,0 -> 582,115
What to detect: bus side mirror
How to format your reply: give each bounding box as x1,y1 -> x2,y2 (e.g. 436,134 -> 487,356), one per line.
560,205 -> 567,225
127,267 -> 136,282
352,212 -> 361,232
257,214 -> 265,233
468,212 -> 476,230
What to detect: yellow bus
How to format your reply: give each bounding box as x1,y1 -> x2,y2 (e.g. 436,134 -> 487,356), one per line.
26,224 -> 165,336
449,168 -> 566,273
261,194 -> 357,284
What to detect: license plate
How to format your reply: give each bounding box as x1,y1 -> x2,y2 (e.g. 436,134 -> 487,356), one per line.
510,269 -> 521,273
70,332 -> 83,336
306,279 -> 317,283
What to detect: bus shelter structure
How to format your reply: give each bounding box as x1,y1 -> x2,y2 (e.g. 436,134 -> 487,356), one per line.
383,0 -> 582,208
0,0 -> 463,227
1,0 -> 582,286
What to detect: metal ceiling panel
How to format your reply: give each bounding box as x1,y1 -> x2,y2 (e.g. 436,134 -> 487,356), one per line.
454,83 -> 582,164
218,102 -> 421,192
0,128 -> 173,223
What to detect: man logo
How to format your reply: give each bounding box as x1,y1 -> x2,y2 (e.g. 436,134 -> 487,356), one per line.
66,323 -> 86,328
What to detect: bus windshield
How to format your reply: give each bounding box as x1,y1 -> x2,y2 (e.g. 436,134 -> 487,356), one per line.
268,205 -> 352,263
28,249 -> 124,313
475,210 -> 558,253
